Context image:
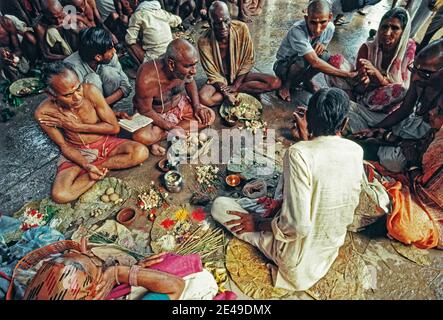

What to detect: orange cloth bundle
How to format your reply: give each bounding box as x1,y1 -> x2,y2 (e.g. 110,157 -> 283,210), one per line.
384,181 -> 440,249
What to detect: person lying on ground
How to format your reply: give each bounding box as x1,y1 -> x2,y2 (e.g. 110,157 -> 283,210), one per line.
35,61 -> 149,204
274,0 -> 357,102
132,39 -> 215,157
211,88 -> 364,291
198,1 -> 280,107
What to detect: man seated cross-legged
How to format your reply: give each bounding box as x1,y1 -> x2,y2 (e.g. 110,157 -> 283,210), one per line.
35,62 -> 149,204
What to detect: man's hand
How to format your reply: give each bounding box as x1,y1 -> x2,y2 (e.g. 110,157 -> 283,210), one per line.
114,111 -> 132,120
0,48 -> 15,66
84,164 -> 108,181
313,43 -> 326,56
138,252 -> 168,268
351,128 -> 384,140
38,111 -> 82,131
225,211 -> 257,234
292,106 -> 309,141
194,107 -> 212,125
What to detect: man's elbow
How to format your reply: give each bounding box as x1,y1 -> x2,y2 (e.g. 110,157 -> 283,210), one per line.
169,278 -> 185,300
110,124 -> 120,135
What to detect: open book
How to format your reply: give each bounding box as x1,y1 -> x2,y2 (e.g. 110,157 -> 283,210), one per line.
118,113 -> 153,133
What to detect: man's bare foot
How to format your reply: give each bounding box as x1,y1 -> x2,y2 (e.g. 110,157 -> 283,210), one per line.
302,80 -> 320,94
150,144 -> 166,157
277,87 -> 291,102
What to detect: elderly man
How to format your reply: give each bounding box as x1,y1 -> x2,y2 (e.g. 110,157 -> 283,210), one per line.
35,62 -> 149,204
274,0 -> 357,101
352,39 -> 443,173
211,88 -> 364,291
125,0 -> 182,65
64,27 -> 131,106
132,39 -> 215,156
33,0 -> 81,61
198,1 -> 280,107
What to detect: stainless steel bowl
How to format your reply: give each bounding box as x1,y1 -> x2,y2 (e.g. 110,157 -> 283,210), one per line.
163,170 -> 183,193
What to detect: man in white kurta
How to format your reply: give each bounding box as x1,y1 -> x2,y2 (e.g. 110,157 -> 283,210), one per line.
212,88 -> 364,291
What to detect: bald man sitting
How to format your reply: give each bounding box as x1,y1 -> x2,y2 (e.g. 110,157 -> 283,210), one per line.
132,39 -> 215,156
198,1 -> 281,107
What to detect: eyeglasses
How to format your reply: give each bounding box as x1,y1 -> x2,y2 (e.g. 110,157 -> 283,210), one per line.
407,62 -> 442,80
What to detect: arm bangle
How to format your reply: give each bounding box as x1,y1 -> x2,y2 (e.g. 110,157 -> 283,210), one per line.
129,265 -> 141,287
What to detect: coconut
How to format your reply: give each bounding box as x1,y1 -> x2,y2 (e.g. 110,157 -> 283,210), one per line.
109,193 -> 120,202
105,187 -> 115,195
101,195 -> 110,203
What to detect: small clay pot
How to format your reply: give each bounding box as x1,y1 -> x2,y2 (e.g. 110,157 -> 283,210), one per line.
222,116 -> 238,127
116,207 -> 136,227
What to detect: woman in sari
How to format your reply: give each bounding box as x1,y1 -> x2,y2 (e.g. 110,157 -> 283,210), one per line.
327,8 -> 416,132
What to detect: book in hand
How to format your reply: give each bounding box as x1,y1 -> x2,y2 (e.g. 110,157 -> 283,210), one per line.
118,113 -> 153,133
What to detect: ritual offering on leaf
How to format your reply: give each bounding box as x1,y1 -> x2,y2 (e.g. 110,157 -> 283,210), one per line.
137,182 -> 168,213
9,77 -> 44,97
220,93 -> 263,125
150,205 -> 226,264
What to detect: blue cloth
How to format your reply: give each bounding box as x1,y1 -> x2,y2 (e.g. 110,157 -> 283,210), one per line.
0,226 -> 64,300
0,215 -> 21,239
276,20 -> 335,62
142,292 -> 171,300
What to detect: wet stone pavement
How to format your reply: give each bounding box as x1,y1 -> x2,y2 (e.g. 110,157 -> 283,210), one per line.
0,0 -> 441,300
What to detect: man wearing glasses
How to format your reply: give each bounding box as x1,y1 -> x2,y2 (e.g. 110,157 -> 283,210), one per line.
35,62 -> 149,204
352,39 -> 443,173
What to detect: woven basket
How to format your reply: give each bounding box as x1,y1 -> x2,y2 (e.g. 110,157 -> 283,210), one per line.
6,240 -> 81,300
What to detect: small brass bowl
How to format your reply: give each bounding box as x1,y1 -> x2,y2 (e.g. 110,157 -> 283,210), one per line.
226,174 -> 241,187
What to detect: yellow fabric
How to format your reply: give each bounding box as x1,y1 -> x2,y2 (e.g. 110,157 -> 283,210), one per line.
45,27 -> 73,56
197,20 -> 255,86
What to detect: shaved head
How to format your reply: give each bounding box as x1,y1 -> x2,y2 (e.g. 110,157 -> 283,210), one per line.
165,38 -> 197,62
307,0 -> 331,15
209,1 -> 230,20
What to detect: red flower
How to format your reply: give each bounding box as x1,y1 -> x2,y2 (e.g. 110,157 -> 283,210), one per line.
191,207 -> 206,222
150,208 -> 157,215
30,210 -> 37,216
137,200 -> 145,208
37,214 -> 43,219
162,202 -> 169,209
160,218 -> 176,229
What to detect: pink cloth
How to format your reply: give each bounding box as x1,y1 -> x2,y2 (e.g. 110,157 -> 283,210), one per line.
149,253 -> 203,277
213,291 -> 237,300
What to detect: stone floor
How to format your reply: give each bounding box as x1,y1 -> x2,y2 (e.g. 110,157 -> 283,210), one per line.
0,0 -> 441,300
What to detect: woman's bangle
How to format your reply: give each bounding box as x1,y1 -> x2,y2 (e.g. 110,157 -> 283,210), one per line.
129,265 -> 141,287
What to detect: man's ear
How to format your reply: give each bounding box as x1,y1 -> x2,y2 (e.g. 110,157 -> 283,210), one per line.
168,57 -> 175,71
340,117 -> 350,134
329,13 -> 333,21
94,54 -> 102,63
